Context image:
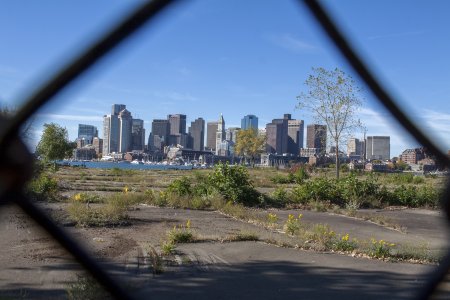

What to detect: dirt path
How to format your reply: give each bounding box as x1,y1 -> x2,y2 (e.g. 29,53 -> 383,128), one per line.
0,203 -> 448,299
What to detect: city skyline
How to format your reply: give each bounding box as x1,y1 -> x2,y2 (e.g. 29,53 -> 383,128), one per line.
97,104 -> 396,162
1,1 -> 449,157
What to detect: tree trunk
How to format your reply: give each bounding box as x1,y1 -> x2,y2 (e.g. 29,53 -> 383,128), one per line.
335,143 -> 340,179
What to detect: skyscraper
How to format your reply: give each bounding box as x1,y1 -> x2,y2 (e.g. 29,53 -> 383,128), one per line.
150,119 -> 169,150
266,114 -> 292,154
131,119 -> 145,151
366,136 -> 390,160
188,118 -> 205,151
168,114 -> 187,135
216,114 -> 225,155
347,137 -> 365,157
92,137 -> 103,156
103,114 -> 119,154
78,124 -> 98,145
241,115 -> 258,130
306,124 -> 327,151
287,119 -> 304,154
111,104 -> 126,115
206,121 -> 218,151
118,109 -> 132,153
265,122 -> 283,154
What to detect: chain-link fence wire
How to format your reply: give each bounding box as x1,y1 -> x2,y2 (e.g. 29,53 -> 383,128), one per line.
0,0 -> 449,299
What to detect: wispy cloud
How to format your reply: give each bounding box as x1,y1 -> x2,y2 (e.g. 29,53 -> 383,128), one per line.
367,30 -> 425,41
267,33 -> 317,53
65,106 -> 106,115
421,110 -> 450,147
35,113 -> 103,122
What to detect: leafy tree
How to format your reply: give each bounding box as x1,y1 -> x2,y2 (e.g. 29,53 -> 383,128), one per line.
235,128 -> 266,166
208,162 -> 260,205
36,123 -> 74,161
297,67 -> 363,179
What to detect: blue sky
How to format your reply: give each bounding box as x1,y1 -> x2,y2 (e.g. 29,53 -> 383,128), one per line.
1,0 -> 449,157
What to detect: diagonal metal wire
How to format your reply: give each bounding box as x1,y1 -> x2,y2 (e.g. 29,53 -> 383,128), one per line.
0,0 -> 448,298
13,192 -> 134,299
0,0 -> 178,147
0,0 -> 179,299
301,0 -> 450,168
300,1 -> 450,299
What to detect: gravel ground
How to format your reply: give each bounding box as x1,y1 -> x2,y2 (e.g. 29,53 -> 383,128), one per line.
1,202 -> 449,299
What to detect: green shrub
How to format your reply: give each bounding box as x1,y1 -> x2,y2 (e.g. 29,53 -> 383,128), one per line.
290,185 -> 309,205
167,226 -> 194,244
271,174 -> 294,184
190,196 -> 212,210
293,167 -> 310,184
167,176 -> 192,196
412,176 -> 425,184
338,173 -> 380,208
72,193 -> 104,204
27,173 -> 59,202
368,239 -> 395,259
306,177 -> 340,204
208,162 -> 260,205
307,224 -> 335,250
160,240 -> 176,256
416,185 -> 440,207
333,234 -> 357,252
270,187 -> 289,206
284,214 -> 302,235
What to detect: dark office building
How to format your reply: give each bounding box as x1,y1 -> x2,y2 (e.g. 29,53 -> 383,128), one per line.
111,104 -> 126,115
168,114 -> 187,135
287,119 -> 304,155
150,119 -> 169,150
306,124 -> 327,152
206,121 -> 218,151
267,114 -> 291,154
188,118 -> 205,151
131,119 -> 145,151
265,122 -> 283,154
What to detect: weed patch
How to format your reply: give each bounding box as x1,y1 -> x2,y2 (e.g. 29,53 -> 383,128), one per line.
67,274 -> 110,300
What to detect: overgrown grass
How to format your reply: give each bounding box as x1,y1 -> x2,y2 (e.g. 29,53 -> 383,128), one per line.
224,231 -> 259,242
67,274 -> 111,300
144,245 -> 164,275
66,192 -> 146,227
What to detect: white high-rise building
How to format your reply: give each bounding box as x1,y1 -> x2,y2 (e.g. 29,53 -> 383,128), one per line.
216,114 -> 225,155
366,136 -> 390,160
103,114 -> 119,154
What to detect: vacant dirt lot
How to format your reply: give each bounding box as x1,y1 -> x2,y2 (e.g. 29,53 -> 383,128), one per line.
1,201 -> 449,299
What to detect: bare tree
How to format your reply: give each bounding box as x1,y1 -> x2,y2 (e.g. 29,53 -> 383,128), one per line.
297,67 -> 363,179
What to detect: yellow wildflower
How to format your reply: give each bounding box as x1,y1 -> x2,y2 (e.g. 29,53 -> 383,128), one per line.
186,219 -> 191,229
123,186 -> 129,193
74,193 -> 82,201
342,234 -> 349,242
